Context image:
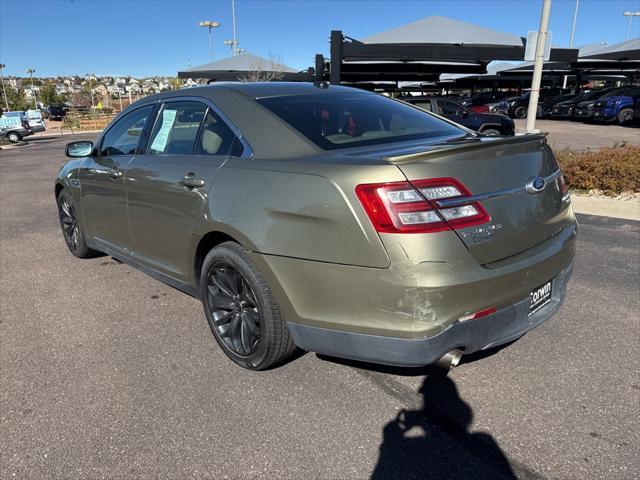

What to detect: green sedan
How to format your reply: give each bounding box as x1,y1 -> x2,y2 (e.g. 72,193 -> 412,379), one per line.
56,83 -> 576,370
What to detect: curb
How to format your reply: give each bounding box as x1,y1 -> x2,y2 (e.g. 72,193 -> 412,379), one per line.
570,193 -> 640,221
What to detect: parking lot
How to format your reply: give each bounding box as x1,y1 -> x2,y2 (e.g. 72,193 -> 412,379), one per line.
1,134 -> 638,479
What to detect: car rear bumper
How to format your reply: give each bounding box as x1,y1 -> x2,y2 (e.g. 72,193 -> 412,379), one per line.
288,262 -> 573,367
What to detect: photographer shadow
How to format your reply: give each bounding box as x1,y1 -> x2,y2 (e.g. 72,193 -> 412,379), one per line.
370,374 -> 516,480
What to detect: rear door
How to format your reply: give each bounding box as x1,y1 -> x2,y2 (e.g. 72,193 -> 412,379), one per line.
394,137 -> 573,264
125,100 -> 244,281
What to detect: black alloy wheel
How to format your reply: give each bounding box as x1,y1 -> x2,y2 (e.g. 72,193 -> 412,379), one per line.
618,108 -> 633,125
56,189 -> 97,258
199,242 -> 296,370
59,195 -> 81,253
206,262 -> 261,356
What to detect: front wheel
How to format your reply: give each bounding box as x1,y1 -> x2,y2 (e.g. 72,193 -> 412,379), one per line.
56,189 -> 98,258
481,128 -> 501,136
6,131 -> 21,142
200,242 -> 296,370
617,108 -> 634,125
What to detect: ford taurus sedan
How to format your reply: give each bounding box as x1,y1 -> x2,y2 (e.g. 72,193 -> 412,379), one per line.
56,83 -> 576,370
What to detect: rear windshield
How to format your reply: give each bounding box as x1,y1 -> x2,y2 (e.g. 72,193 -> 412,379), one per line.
257,92 -> 463,150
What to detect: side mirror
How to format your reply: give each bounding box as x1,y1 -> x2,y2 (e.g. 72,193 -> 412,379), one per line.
461,110 -> 470,118
65,140 -> 94,158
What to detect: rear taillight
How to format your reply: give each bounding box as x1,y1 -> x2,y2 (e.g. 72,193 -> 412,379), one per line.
557,173 -> 569,195
355,178 -> 490,234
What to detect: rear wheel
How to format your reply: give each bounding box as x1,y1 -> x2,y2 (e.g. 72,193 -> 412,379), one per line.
56,189 -> 98,258
617,108 -> 634,125
513,106 -> 527,119
7,131 -> 21,142
200,242 -> 296,370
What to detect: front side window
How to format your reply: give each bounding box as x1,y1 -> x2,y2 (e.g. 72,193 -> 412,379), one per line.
100,106 -> 154,156
258,92 -> 463,150
148,102 -> 207,155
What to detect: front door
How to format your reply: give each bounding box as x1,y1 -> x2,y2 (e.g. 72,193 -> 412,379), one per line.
126,101 -> 242,281
80,105 -> 155,253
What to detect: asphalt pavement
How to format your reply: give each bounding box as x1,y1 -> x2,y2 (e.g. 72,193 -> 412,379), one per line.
1,135 -> 639,479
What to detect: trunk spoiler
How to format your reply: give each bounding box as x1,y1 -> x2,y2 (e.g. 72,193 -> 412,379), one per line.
383,133 -> 548,163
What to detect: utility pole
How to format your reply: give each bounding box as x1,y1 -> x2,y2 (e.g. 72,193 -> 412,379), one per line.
0,63 -> 10,111
86,73 -> 95,109
562,0 -> 579,90
526,0 -> 552,134
232,0 -> 237,55
26,68 -> 37,108
224,0 -> 240,55
118,90 -> 123,111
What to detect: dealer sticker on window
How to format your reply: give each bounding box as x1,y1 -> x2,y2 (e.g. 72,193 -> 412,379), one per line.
529,280 -> 552,316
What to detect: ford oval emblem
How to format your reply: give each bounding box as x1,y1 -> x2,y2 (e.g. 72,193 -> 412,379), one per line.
526,176 -> 546,194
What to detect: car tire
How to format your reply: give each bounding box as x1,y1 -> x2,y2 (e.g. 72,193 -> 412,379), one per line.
617,108 -> 634,125
6,132 -> 21,142
481,128 -> 501,136
513,106 -> 527,119
200,241 -> 296,370
56,189 -> 98,258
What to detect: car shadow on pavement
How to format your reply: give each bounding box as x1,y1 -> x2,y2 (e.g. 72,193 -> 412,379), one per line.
370,374 -> 517,480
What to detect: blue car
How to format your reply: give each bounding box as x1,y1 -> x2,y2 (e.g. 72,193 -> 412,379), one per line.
591,86 -> 640,125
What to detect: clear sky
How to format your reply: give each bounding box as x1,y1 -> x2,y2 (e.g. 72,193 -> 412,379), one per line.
1,0 -> 639,77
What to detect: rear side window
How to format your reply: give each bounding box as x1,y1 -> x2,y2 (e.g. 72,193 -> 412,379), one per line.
195,108 -> 241,156
412,101 -> 432,112
437,100 -> 462,115
257,92 -> 462,150
148,102 -> 207,155
101,106 -> 154,156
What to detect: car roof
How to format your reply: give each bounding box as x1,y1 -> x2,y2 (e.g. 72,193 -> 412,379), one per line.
147,82 -> 364,101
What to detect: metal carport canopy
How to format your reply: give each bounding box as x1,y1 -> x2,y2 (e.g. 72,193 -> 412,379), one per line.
328,16 -> 578,84
177,52 -> 309,81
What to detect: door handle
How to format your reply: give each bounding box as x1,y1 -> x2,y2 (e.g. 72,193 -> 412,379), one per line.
179,173 -> 205,189
109,168 -> 122,179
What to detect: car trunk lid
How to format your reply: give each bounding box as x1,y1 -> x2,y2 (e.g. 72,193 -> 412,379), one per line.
384,135 -> 572,264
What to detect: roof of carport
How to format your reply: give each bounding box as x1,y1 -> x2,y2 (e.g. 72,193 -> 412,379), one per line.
580,38 -> 640,60
361,15 -> 524,46
177,52 -> 308,80
329,16 -> 578,84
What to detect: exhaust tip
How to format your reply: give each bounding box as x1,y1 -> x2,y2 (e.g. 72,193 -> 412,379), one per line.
435,349 -> 463,369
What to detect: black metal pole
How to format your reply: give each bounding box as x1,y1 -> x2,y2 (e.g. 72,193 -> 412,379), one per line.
315,54 -> 325,83
330,30 -> 342,85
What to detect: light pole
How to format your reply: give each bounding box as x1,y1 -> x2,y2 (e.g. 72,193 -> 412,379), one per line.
623,11 -> 640,40
224,0 -> 240,55
562,0 -> 579,90
86,73 -> 95,109
26,68 -> 37,108
199,20 -> 220,62
0,63 -> 9,112
526,0 -> 552,134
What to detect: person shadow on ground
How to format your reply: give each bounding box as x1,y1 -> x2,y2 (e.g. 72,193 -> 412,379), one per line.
370,374 -> 517,480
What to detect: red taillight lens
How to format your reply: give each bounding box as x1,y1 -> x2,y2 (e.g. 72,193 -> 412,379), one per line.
557,173 -> 569,195
355,178 -> 490,234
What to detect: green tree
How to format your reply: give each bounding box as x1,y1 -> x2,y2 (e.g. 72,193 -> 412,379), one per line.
39,83 -> 66,106
2,86 -> 30,111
